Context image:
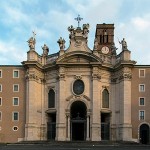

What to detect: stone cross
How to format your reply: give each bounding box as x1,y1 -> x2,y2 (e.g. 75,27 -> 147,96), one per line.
75,15 -> 83,27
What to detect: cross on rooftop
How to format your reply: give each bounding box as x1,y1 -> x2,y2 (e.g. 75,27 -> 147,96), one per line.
32,31 -> 36,39
75,15 -> 83,27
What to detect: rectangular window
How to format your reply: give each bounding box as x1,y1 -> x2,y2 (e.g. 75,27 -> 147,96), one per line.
139,110 -> 145,120
139,84 -> 145,92
139,69 -> 145,78
0,70 -> 2,78
0,97 -> 2,106
13,70 -> 19,78
13,84 -> 19,92
139,97 -> 145,106
0,84 -> 2,92
13,97 -> 19,106
13,112 -> 19,121
0,112 -> 2,121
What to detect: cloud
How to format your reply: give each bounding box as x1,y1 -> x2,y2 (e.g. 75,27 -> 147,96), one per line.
1,0 -> 150,65
132,16 -> 150,32
0,41 -> 26,65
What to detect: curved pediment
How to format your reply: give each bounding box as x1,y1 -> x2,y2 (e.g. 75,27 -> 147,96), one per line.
56,51 -> 102,64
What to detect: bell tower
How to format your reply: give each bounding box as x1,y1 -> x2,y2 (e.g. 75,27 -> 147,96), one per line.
95,23 -> 114,54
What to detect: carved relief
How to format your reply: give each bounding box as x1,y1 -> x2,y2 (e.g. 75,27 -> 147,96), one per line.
66,94 -> 91,102
119,73 -> 132,80
25,70 -> 45,83
92,66 -> 101,80
74,75 -> 82,79
74,40 -> 82,47
58,67 -> 66,80
58,73 -> 65,80
92,73 -> 101,80
25,71 -> 45,83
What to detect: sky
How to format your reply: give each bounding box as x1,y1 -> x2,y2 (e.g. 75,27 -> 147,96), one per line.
0,0 -> 150,65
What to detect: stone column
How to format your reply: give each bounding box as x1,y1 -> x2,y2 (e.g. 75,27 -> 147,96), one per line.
56,67 -> 66,141
86,112 -> 90,141
40,79 -> 46,140
91,66 -> 101,141
66,113 -> 70,141
25,71 -> 42,141
118,69 -> 132,141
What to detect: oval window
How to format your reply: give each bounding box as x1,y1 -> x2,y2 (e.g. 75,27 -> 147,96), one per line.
73,80 -> 84,95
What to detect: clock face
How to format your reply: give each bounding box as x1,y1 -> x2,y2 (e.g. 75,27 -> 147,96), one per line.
73,79 -> 84,95
101,46 -> 109,54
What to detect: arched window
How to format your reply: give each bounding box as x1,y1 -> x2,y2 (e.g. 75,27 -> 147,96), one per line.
48,89 -> 55,108
102,89 -> 109,108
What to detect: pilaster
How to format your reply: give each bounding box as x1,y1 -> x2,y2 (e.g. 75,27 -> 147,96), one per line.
24,69 -> 46,141
56,66 -> 66,141
91,66 -> 101,141
118,68 -> 132,141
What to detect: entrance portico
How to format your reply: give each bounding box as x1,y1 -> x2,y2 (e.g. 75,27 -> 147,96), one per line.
66,100 -> 90,141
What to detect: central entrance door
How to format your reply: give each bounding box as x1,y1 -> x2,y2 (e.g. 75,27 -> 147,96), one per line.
70,101 -> 87,141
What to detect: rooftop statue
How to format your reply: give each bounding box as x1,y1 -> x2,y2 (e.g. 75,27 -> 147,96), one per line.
42,44 -> 49,56
27,31 -> 36,50
57,37 -> 66,50
27,37 -> 36,50
119,38 -> 127,50
83,24 -> 89,38
68,25 -> 75,39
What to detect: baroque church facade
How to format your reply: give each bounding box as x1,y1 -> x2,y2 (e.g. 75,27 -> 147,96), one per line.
0,22 -> 150,144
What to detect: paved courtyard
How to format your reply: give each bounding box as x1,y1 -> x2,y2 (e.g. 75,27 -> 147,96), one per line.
0,143 -> 150,150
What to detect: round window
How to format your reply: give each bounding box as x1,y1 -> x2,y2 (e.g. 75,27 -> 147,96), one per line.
13,126 -> 18,131
73,79 -> 84,95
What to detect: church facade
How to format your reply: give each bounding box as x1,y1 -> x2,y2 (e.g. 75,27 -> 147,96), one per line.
0,23 -> 150,144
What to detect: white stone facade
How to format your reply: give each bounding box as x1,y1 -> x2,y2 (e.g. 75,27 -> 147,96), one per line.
22,23 -> 136,142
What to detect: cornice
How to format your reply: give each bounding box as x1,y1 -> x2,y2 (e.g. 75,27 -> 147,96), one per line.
22,61 -> 43,71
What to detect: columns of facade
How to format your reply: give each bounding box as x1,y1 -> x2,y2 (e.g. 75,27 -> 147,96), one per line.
40,79 -> 46,140
56,67 -> 66,141
91,66 -> 101,141
66,112 -> 70,141
86,111 -> 90,141
24,69 -> 45,141
110,78 -> 117,141
25,74 -> 39,141
119,69 -> 132,141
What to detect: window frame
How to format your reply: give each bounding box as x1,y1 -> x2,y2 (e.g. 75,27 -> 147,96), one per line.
13,70 -> 19,78
139,69 -> 145,78
102,88 -> 109,109
12,126 -> 19,131
13,84 -> 19,92
0,97 -> 2,106
139,97 -> 145,106
12,112 -> 19,121
0,70 -> 2,78
139,84 -> 145,92
0,111 -> 2,121
139,110 -> 145,120
13,97 -> 19,106
0,84 -> 2,92
48,89 -> 55,108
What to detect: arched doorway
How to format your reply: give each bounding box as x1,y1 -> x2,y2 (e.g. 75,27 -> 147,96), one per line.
140,124 -> 150,144
70,101 -> 87,141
